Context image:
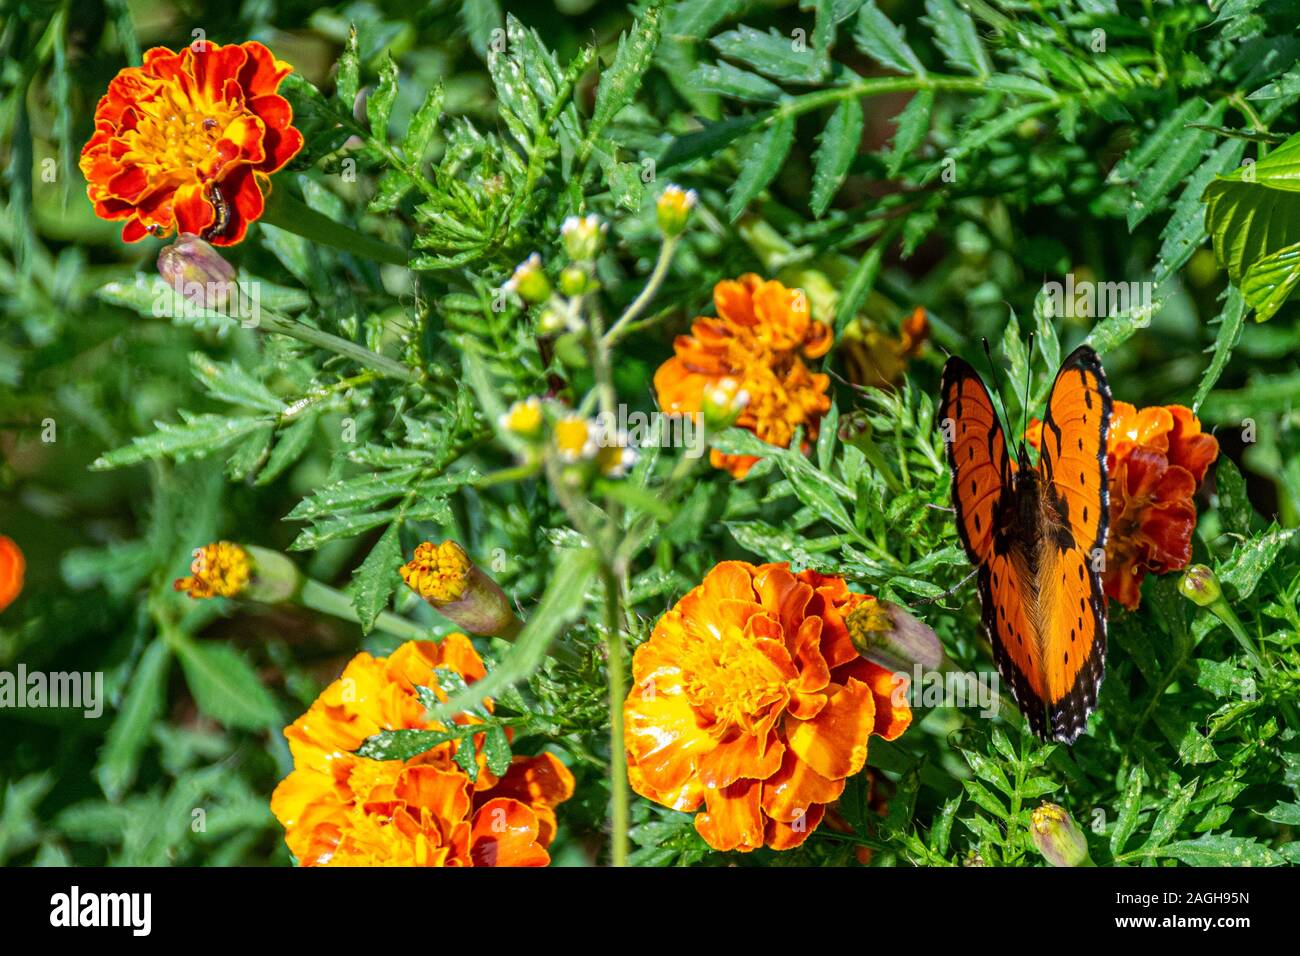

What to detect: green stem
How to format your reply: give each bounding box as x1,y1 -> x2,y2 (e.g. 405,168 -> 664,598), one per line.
261,188 -> 409,267
602,237 -> 679,348
298,578 -> 428,642
255,310 -> 422,384
601,565 -> 630,867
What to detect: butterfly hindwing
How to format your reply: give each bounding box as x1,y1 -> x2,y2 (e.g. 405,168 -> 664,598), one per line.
1036,345 -> 1112,742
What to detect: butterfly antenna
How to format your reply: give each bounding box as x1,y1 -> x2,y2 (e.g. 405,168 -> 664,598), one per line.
980,337 -> 1015,439
1020,331 -> 1035,454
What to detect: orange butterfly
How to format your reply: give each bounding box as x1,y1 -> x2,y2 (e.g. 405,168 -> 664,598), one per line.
940,345 -> 1112,743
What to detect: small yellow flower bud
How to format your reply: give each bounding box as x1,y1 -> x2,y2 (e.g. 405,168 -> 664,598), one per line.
503,253 -> 551,303
400,540 -> 521,638
595,430 -> 638,478
1030,803 -> 1093,867
656,184 -> 697,237
173,542 -> 252,599
174,542 -> 302,603
499,396 -> 544,438
560,214 -> 605,261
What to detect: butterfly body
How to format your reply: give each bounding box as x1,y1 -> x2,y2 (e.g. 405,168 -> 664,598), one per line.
940,346 -> 1112,743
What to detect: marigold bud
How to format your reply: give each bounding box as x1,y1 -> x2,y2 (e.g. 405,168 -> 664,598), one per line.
174,541 -> 252,599
400,541 -> 522,639
1030,802 -> 1093,867
157,233 -> 238,308
846,597 -> 945,673
1178,564 -> 1222,607
656,184 -> 697,237
173,542 -> 301,602
503,253 -> 551,303
537,304 -> 568,335
560,214 -> 604,261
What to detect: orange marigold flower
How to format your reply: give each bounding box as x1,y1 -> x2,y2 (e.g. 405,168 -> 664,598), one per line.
80,41 -> 304,246
1027,401 -> 1219,610
0,536 -> 24,613
654,275 -> 832,478
270,636 -> 574,866
624,561 -> 911,852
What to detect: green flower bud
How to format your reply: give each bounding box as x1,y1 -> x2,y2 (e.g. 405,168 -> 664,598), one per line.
157,233 -> 238,309
656,184 -> 697,237
560,214 -> 605,261
1030,803 -> 1093,867
846,597 -> 945,672
1178,564 -> 1222,607
504,253 -> 551,303
243,545 -> 303,604
559,265 -> 594,297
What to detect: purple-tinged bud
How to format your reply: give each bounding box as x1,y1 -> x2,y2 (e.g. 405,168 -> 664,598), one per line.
1031,803 -> 1093,867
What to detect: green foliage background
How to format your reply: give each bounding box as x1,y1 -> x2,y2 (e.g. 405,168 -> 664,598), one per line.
1,0 -> 1298,866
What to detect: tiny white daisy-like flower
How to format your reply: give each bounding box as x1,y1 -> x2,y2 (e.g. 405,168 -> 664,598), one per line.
502,253 -> 549,302
498,396 -> 543,437
656,184 -> 698,237
553,414 -> 599,462
560,214 -> 606,260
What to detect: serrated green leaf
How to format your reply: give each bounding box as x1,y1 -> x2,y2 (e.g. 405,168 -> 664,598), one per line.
96,639 -> 171,801
923,0 -> 990,77
366,53 -> 400,139
854,1 -> 926,76
728,115 -> 795,220
91,413 -> 272,470
175,638 -> 281,731
811,99 -> 863,216
349,523 -> 403,633
591,5 -> 663,138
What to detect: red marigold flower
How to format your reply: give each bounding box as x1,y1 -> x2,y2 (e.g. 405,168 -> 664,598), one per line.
1027,401 -> 1219,610
80,41 -> 304,246
654,275 -> 832,478
624,561 -> 911,852
270,636 -> 574,866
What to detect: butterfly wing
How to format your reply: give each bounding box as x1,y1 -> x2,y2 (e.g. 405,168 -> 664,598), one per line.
941,358 -> 1050,739
1035,345 -> 1112,743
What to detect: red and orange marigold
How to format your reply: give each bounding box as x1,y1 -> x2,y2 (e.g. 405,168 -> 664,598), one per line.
654,275 -> 832,478
81,41 -> 303,246
270,635 -> 573,866
624,561 -> 911,852
1028,401 -> 1219,610
0,536 -> 24,613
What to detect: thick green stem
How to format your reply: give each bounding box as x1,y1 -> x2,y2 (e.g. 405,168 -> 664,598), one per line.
298,578 -> 428,642
262,188 -> 409,267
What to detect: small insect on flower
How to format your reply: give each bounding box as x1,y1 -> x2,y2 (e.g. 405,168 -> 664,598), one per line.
560,214 -> 605,261
80,41 -> 304,245
656,184 -> 698,237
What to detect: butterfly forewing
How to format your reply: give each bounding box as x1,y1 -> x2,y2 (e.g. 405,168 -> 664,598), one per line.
1035,345 -> 1112,742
